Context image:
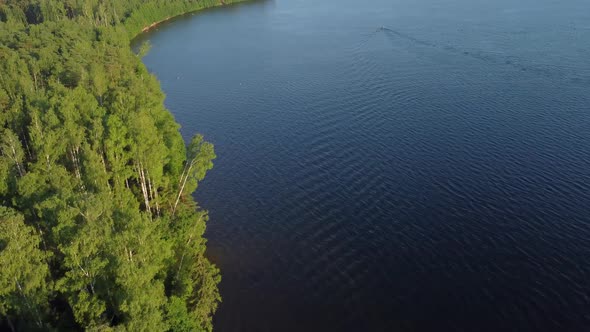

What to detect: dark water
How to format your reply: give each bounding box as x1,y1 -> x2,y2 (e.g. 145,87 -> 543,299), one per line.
132,0 -> 590,330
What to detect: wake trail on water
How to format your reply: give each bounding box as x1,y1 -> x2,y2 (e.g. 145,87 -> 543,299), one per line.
346,27 -> 419,126
366,26 -> 590,85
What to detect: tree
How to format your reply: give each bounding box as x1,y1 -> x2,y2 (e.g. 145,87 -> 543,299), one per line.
0,207 -> 50,331
0,129 -> 25,177
172,135 -> 215,216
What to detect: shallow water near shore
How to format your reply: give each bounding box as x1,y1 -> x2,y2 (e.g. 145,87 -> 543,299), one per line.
133,0 -> 590,330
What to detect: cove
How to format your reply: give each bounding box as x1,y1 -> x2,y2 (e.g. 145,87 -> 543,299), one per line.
133,0 -> 590,330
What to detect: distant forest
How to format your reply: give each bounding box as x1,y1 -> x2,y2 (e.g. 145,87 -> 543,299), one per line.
0,0 -> 243,330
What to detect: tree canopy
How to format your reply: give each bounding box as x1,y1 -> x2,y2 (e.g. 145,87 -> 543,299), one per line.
0,0 -> 240,330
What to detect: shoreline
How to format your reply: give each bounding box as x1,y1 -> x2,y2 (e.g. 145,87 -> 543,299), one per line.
135,0 -> 246,36
141,17 -> 172,33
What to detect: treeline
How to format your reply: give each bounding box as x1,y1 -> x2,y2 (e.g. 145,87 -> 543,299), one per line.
0,0 -> 242,331
0,0 -> 240,37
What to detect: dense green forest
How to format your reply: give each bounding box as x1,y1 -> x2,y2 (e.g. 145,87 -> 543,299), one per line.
0,0 -> 243,330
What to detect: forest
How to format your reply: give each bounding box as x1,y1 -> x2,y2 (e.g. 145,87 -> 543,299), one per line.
0,0 -> 243,330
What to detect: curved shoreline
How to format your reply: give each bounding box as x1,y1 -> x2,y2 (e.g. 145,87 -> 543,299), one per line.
141,17 -> 173,33
132,0 -> 249,37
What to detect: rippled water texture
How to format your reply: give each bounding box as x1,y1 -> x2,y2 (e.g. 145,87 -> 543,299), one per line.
132,0 -> 590,330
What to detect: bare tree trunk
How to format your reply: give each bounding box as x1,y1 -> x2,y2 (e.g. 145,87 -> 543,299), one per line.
5,135 -> 24,177
146,169 -> 160,216
9,145 -> 24,177
136,161 -> 151,214
70,147 -> 82,181
172,160 -> 194,217
124,246 -> 133,262
154,188 -> 160,216
33,71 -> 38,92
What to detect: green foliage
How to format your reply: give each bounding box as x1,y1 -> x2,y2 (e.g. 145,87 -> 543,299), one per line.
0,0 -> 240,330
0,207 -> 50,330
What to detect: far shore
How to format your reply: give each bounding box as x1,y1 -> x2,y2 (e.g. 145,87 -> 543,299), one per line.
141,18 -> 172,33
139,0 -> 237,34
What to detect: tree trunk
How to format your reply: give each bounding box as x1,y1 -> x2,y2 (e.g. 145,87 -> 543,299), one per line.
172,160 -> 194,217
136,161 -> 151,214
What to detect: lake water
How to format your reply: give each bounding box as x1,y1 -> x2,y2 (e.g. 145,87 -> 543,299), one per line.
132,0 -> 590,330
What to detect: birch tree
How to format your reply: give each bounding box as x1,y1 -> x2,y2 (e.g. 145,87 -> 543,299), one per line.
172,135 -> 215,216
